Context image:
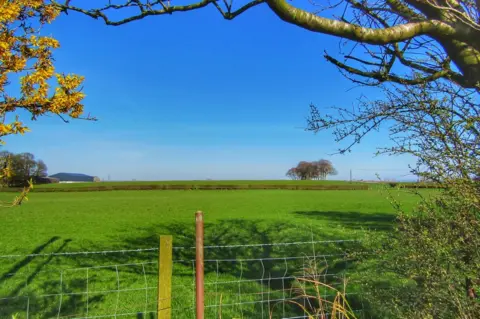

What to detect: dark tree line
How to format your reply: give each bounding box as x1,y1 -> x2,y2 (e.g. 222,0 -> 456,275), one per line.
286,160 -> 337,180
0,151 -> 48,187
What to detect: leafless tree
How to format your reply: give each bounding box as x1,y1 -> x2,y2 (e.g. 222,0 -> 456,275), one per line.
308,80 -> 479,186
286,167 -> 300,180
35,160 -> 48,178
288,160 -> 338,180
313,159 -> 338,180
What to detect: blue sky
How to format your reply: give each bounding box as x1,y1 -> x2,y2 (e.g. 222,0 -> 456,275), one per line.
3,4 -> 416,181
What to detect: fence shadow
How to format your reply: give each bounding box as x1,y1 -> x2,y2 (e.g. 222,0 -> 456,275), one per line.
1,214 -> 387,318
79,218 -> 371,318
0,237 -> 80,318
0,236 -> 60,284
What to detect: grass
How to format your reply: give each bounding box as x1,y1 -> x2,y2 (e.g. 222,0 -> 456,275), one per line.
0,187 -> 435,318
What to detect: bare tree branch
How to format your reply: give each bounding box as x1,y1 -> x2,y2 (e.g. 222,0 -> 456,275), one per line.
56,0 -> 480,88
54,0 -> 265,24
325,53 -> 451,85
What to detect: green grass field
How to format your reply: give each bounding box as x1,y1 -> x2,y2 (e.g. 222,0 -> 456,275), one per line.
0,186 -> 434,318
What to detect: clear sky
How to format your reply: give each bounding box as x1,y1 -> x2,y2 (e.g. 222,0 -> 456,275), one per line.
3,5 -> 416,181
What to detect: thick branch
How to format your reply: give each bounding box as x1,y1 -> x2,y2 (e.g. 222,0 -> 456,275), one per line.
439,38 -> 480,87
386,0 -> 425,21
403,0 -> 443,18
265,0 -> 457,44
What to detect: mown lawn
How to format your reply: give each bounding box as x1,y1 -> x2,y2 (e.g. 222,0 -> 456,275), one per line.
0,188 -> 434,318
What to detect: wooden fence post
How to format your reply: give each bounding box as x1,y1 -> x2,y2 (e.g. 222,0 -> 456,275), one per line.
158,235 -> 173,319
195,211 -> 205,319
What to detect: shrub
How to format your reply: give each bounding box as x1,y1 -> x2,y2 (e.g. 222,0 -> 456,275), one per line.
363,187 -> 480,318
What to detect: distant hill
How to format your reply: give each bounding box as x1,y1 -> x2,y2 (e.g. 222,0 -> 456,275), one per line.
49,173 -> 97,182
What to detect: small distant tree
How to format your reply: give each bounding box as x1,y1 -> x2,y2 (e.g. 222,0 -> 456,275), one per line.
9,153 -> 35,185
0,151 -> 49,186
288,160 -> 337,180
286,167 -> 299,180
18,153 -> 36,180
35,160 -> 48,177
313,159 -> 336,180
296,161 -> 314,180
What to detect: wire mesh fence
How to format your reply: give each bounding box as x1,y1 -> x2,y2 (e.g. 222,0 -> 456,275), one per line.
0,211 -> 369,319
0,238 -> 366,319
0,250 -> 159,319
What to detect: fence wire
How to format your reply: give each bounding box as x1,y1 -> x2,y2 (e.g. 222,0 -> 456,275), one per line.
0,239 -> 366,319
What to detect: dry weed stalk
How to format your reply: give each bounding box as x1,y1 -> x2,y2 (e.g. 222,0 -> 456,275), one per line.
270,258 -> 358,319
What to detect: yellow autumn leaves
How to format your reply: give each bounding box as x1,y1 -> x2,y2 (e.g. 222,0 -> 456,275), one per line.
1,0 -> 87,144
0,1 -> 23,23
0,118 -> 29,135
0,0 -> 57,24
1,0 -> 87,195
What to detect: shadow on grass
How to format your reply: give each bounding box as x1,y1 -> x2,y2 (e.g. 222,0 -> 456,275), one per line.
73,218 -> 372,318
0,236 -> 60,283
0,237 -> 99,319
294,210 -> 396,230
1,214 -> 390,318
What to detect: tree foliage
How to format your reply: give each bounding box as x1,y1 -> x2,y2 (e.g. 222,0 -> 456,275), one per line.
56,0 -> 480,90
361,183 -> 480,318
286,159 -> 338,180
35,159 -> 47,177
332,80 -> 480,317
392,196 -> 479,318
1,0 -> 91,204
1,0 -> 89,143
0,151 -> 49,186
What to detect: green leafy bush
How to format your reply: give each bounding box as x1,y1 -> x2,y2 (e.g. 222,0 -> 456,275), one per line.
363,184 -> 480,318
